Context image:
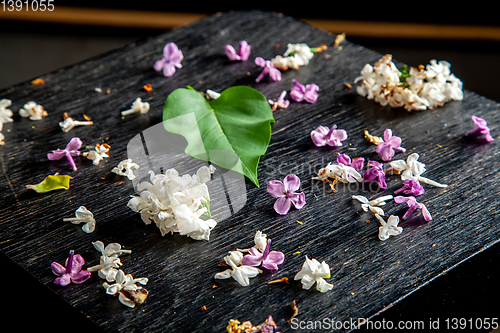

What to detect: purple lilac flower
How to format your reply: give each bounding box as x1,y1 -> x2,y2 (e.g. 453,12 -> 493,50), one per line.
289,79 -> 319,103
153,42 -> 183,77
394,195 -> 432,221
337,153 -> 364,171
51,250 -> 91,286
255,57 -> 281,82
47,137 -> 82,171
376,129 -> 406,161
310,125 -> 347,147
267,174 -> 306,215
225,40 -> 251,61
363,160 -> 387,189
242,239 -> 285,271
466,115 -> 494,142
394,179 -> 425,196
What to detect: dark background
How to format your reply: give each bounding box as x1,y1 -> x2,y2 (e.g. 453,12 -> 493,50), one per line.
1,4 -> 499,332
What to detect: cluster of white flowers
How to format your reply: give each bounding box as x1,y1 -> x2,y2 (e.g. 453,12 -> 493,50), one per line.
127,165 -> 217,241
354,54 -> 463,111
271,43 -> 314,71
0,99 -> 14,145
87,241 -> 148,308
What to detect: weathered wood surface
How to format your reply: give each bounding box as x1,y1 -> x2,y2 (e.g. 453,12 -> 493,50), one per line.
1,11 -> 499,332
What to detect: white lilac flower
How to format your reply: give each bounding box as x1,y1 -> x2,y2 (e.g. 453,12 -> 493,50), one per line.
375,214 -> 403,241
112,159 -> 140,180
294,256 -> 333,293
62,206 -> 96,233
271,43 -> 314,70
0,99 -> 14,124
313,162 -> 362,192
214,250 -> 262,287
121,97 -> 150,116
59,117 -> 93,132
390,153 -> 447,188
127,165 -> 217,240
87,241 -> 132,281
103,269 -> 148,308
352,195 -> 393,215
254,230 -> 268,252
83,143 -> 110,165
354,54 -> 463,111
19,101 -> 47,120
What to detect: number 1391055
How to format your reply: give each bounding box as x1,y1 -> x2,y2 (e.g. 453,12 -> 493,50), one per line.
2,0 -> 55,11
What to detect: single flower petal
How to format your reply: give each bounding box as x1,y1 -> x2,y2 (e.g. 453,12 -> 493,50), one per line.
315,278 -> 334,293
274,197 -> 291,215
225,44 -> 239,61
71,270 -> 91,284
51,262 -> 66,276
267,180 -> 285,198
283,174 -> 301,193
288,192 -> 306,209
54,274 -> 71,286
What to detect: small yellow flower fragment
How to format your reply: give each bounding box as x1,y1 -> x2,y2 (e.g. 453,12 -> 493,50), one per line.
296,220 -> 303,225
26,173 -> 72,193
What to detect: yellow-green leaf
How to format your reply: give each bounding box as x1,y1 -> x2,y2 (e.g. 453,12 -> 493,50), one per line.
26,173 -> 72,193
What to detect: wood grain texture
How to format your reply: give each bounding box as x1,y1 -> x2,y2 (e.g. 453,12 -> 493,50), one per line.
0,11 -> 499,332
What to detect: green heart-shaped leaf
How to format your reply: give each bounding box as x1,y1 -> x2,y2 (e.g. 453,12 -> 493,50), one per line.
162,86 -> 274,187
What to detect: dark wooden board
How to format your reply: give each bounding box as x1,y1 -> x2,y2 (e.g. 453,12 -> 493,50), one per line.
1,11 -> 499,332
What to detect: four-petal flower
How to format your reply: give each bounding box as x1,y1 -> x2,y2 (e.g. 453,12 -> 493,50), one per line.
375,214 -> 403,241
363,160 -> 387,189
311,125 -> 348,147
394,195 -> 432,221
254,57 -> 282,83
47,137 -> 82,171
153,42 -> 183,77
376,129 -> 406,161
289,79 -> 319,103
242,239 -> 285,271
267,174 -> 306,215
225,40 -> 251,61
51,250 -> 91,286
294,256 -> 333,293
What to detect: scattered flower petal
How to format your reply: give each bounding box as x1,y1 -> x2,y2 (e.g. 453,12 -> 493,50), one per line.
466,115 -> 494,142
62,206 -> 96,233
375,129 -> 406,161
394,195 -> 432,221
51,250 -> 91,286
19,101 -> 47,120
268,90 -> 290,111
294,256 -> 333,293
352,194 -> 393,215
337,153 -> 364,171
311,125 -> 347,147
154,42 -> 183,77
255,57 -> 281,82
26,173 -> 72,193
394,179 -> 425,196
59,116 -> 93,132
103,269 -> 148,308
121,97 -> 150,116
267,174 -> 306,215
242,239 -> 285,271
364,130 -> 384,145
225,40 -> 251,61
47,137 -> 82,171
289,79 -> 319,103
214,251 -> 262,286
374,214 -> 403,241
363,160 -> 387,189
111,159 -> 140,180
83,143 -> 110,165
